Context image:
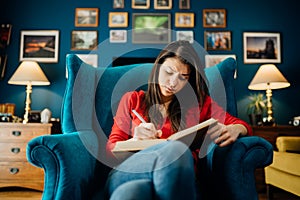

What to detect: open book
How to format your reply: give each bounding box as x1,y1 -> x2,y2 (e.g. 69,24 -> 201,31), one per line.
112,118 -> 218,154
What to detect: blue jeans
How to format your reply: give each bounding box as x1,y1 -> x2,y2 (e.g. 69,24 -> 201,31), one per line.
105,140 -> 196,200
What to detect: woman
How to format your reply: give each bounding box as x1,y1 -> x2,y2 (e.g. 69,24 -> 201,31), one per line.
105,40 -> 252,199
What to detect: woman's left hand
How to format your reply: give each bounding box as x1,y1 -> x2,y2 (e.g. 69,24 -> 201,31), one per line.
207,123 -> 247,147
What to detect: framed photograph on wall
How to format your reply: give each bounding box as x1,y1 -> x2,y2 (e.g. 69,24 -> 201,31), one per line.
243,32 -> 281,63
113,0 -> 124,9
175,13 -> 194,28
132,13 -> 171,44
205,54 -> 236,68
19,30 -> 59,63
0,55 -> 7,80
110,30 -> 127,43
132,0 -> 150,9
108,12 -> 128,27
176,31 -> 193,43
71,30 -> 97,50
154,0 -> 172,9
75,8 -> 99,27
203,9 -> 226,28
0,24 -> 12,49
179,0 -> 190,9
204,31 -> 231,50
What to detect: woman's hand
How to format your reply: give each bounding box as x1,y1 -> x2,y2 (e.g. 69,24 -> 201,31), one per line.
133,123 -> 162,140
207,123 -> 247,147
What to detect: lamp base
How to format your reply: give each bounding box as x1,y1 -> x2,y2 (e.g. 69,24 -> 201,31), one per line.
263,117 -> 275,126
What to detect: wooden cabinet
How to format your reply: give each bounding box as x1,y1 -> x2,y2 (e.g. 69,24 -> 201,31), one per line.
252,125 -> 300,193
0,123 -> 51,191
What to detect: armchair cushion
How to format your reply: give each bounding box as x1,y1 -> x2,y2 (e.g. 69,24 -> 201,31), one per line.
276,136 -> 300,153
265,136 -> 300,197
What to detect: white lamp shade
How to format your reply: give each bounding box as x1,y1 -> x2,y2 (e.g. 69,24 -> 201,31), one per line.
8,61 -> 50,86
248,64 -> 290,90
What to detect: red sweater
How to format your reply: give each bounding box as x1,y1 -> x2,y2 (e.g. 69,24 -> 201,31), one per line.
107,90 -> 252,165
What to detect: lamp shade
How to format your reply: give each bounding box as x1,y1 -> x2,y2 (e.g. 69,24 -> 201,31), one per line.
8,61 -> 50,86
248,64 -> 290,90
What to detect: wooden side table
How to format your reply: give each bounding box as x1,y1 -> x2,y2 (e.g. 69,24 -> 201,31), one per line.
252,125 -> 300,193
0,122 -> 52,191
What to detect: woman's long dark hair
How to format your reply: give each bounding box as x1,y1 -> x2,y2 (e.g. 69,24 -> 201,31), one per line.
144,40 -> 209,132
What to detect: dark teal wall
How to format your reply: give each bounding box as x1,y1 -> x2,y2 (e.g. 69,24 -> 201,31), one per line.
1,0 -> 299,125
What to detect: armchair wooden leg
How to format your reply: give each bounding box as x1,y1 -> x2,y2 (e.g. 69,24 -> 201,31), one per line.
266,184 -> 274,200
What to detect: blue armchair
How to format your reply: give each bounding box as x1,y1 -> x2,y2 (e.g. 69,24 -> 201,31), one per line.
27,54 -> 273,200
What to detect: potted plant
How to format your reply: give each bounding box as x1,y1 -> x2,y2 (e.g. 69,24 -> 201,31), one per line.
247,93 -> 266,126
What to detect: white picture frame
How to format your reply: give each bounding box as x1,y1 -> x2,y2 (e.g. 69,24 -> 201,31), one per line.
243,32 -> 281,64
19,30 -> 59,63
110,30 -> 127,43
176,31 -> 193,43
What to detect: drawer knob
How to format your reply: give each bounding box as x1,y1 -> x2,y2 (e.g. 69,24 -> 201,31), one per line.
11,147 -> 20,154
10,168 -> 19,174
12,131 -> 21,136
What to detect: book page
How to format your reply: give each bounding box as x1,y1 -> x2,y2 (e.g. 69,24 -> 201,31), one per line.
112,118 -> 217,153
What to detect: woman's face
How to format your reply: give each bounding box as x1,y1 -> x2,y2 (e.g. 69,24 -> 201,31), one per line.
158,57 -> 190,101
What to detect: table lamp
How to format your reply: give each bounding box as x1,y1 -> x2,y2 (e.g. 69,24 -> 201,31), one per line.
8,61 -> 50,124
248,64 -> 290,125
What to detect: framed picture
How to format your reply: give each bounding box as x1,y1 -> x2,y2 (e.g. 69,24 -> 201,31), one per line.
113,0 -> 124,8
132,0 -> 150,9
110,30 -> 127,43
154,0 -> 172,9
0,24 -> 12,49
179,0 -> 190,9
203,9 -> 226,28
108,12 -> 128,27
243,32 -> 281,64
132,13 -> 171,44
19,30 -> 59,63
205,54 -> 236,68
75,8 -> 99,27
176,31 -> 193,43
175,13 -> 194,28
204,31 -> 231,50
0,55 -> 7,80
71,30 -> 97,50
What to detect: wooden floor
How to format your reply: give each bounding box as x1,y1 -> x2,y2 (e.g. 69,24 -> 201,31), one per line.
0,187 -> 299,200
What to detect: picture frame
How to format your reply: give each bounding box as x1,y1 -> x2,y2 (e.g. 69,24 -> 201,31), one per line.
203,9 -> 226,28
154,0 -> 172,9
75,8 -> 99,27
113,0 -> 124,9
71,30 -> 98,50
108,12 -> 128,27
176,31 -> 193,43
204,31 -> 231,50
132,13 -> 171,44
132,0 -> 150,9
205,54 -> 236,68
110,30 -> 127,43
243,32 -> 281,64
179,0 -> 190,9
0,55 -> 7,80
0,24 -> 12,49
175,13 -> 194,28
19,30 -> 59,63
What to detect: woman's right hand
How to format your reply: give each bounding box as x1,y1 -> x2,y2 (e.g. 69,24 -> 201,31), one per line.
133,123 -> 162,140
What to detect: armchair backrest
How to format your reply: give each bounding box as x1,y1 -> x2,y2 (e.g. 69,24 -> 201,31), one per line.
62,54 -> 237,137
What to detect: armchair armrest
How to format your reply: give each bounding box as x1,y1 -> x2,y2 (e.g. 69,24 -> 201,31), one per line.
276,136 -> 300,152
198,136 -> 273,200
27,132 -> 110,200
